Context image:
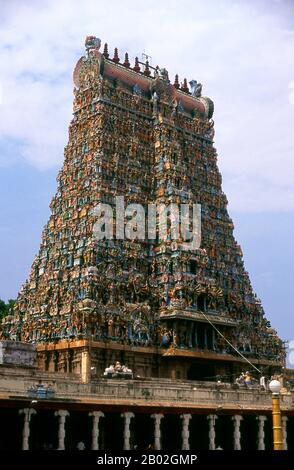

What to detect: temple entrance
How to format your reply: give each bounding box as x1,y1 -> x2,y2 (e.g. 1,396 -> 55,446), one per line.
241,415 -> 258,450
0,407 -> 22,450
101,412 -> 124,450
187,362 -> 216,381
190,414 -> 209,449
215,415 -> 234,449
287,416 -> 294,450
30,409 -> 58,450
161,414 -> 182,450
132,413 -> 154,450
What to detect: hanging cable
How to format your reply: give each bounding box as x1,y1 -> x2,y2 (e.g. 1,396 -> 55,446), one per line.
199,310 -> 262,374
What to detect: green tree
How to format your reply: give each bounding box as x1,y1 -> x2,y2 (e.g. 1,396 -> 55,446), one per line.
0,299 -> 16,320
6,299 -> 15,313
0,299 -> 6,319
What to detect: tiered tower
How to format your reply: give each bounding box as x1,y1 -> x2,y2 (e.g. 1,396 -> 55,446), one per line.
0,36 -> 284,381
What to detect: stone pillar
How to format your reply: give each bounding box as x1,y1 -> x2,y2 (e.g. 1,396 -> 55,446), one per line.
81,349 -> 90,383
281,416 -> 288,450
19,408 -> 36,450
48,352 -> 55,372
174,321 -> 179,347
54,410 -> 69,450
232,415 -> 242,450
151,414 -> 164,450
204,327 -> 208,349
256,415 -> 266,450
212,330 -> 216,350
121,412 -> 135,450
204,296 -> 207,311
207,414 -> 217,450
194,324 -> 198,348
37,352 -> 46,370
181,414 -> 191,450
187,322 -> 193,348
64,351 -> 71,373
89,411 -> 104,450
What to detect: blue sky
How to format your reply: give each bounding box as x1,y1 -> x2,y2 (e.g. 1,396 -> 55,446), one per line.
0,0 -> 293,365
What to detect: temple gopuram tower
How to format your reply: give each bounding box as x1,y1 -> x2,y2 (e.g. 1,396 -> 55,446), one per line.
0,36 -> 284,382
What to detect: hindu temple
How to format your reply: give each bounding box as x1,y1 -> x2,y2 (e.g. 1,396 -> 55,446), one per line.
0,36 -> 293,451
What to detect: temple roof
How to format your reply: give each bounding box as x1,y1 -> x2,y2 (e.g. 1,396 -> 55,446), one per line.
73,36 -> 214,119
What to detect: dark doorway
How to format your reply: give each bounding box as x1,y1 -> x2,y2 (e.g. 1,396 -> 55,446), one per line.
240,415 -> 258,450
197,325 -> 205,349
215,415 -> 233,449
190,260 -> 197,275
132,413 -> 153,450
102,412 -> 124,450
0,407 -> 22,450
197,295 -> 206,311
65,411 -> 91,450
187,362 -> 216,381
161,414 -> 181,450
30,409 -> 58,450
190,414 -> 209,450
287,416 -> 294,450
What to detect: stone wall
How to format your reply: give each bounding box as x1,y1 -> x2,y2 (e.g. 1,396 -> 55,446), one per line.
0,341 -> 36,368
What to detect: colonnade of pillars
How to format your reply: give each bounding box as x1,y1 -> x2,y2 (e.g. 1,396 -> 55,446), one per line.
18,409 -> 289,450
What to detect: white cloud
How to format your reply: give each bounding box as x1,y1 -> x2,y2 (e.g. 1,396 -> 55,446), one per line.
289,80 -> 294,104
0,0 -> 294,210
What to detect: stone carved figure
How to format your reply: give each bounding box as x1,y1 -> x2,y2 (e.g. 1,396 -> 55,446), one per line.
133,84 -> 142,96
189,80 -> 202,97
85,36 -> 101,52
152,92 -> 159,115
159,68 -> 169,81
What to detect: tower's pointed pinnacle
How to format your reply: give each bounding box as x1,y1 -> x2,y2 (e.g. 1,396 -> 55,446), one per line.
123,52 -> 130,68
113,47 -> 120,63
103,43 -> 109,58
144,60 -> 151,77
174,74 -> 180,89
133,57 -> 140,72
181,78 -> 189,93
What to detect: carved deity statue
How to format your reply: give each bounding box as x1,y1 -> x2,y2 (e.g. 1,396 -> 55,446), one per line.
189,80 -> 202,97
